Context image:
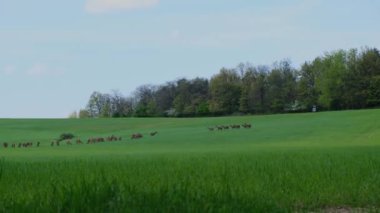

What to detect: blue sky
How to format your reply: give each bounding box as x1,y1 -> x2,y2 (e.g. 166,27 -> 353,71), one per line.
1,0 -> 379,118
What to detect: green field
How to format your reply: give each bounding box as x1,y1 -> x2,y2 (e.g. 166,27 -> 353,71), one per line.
1,110 -> 380,212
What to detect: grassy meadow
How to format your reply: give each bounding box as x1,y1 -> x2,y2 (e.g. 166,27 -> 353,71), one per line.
0,109 -> 380,212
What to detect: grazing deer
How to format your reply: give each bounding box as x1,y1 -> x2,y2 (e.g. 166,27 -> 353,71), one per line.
230,124 -> 240,129
131,133 -> 143,139
150,131 -> 158,136
3,142 -> 8,148
242,123 -> 252,128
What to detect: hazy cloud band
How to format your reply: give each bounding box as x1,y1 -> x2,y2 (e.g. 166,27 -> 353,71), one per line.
85,0 -> 159,13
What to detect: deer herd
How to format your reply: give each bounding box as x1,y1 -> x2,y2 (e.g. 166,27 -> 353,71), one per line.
1,122 -> 253,150
1,131 -> 159,150
50,135 -> 124,147
208,123 -> 252,131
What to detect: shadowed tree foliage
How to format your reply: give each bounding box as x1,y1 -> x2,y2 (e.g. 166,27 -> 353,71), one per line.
110,90 -> 134,117
356,48 -> 380,107
209,68 -> 242,115
133,85 -> 158,117
298,61 -> 321,111
173,78 -> 209,117
267,60 -> 298,112
155,82 -> 176,116
239,64 -> 270,114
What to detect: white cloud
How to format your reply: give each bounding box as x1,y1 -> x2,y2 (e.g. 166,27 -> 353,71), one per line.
85,0 -> 159,13
26,63 -> 64,77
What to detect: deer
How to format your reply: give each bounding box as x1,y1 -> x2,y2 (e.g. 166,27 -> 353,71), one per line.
131,133 -> 143,139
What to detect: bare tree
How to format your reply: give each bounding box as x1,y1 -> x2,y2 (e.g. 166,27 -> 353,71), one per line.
68,111 -> 78,119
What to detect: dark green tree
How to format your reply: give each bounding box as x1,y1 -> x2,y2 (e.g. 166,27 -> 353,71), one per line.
209,68 -> 242,115
357,48 -> 380,107
155,82 -> 176,116
298,61 -> 321,111
267,61 -> 297,112
133,85 -> 158,117
239,64 -> 269,113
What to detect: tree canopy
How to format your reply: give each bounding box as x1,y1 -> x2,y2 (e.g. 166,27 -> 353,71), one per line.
79,47 -> 380,118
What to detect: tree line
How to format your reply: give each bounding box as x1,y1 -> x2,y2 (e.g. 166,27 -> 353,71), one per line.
75,47 -> 380,118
